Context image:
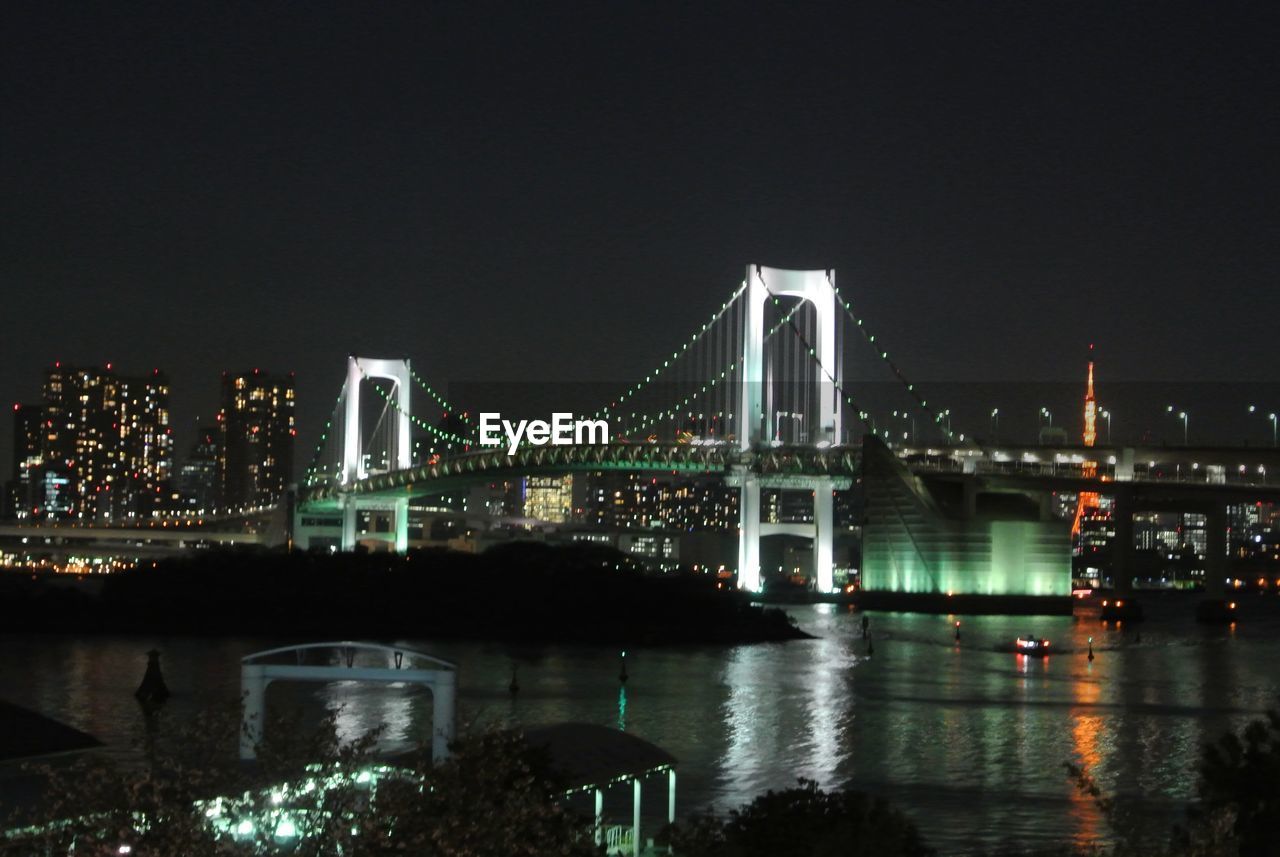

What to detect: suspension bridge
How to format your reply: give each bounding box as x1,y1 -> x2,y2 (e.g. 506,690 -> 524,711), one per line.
289,264 -> 1280,603
8,265 -> 1277,605
296,266 -> 912,593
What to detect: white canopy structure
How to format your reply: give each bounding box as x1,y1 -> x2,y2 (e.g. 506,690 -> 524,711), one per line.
240,641 -> 456,763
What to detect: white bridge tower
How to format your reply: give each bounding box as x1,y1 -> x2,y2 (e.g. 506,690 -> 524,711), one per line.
735,266 -> 845,594
339,356 -> 412,551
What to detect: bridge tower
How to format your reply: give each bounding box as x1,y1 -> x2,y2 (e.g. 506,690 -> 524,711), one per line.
339,356 -> 412,552
736,265 -> 843,594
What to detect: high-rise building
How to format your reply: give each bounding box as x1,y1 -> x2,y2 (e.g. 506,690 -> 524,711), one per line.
524,475 -> 573,523
37,363 -> 172,521
218,370 -> 296,509
5,403 -> 47,519
116,369 -> 174,518
41,363 -> 117,519
171,417 -> 220,514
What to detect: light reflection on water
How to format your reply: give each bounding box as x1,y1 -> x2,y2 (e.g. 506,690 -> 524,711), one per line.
2,596 -> 1279,854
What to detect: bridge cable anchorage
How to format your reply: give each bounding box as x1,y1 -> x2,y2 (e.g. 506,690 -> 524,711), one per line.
825,273 -> 969,448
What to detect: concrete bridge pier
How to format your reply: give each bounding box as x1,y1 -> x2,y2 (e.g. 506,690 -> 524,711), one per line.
737,475 -> 761,593
337,496 -> 409,553
1203,505 -> 1228,599
1110,490 -> 1135,595
393,497 -> 409,553
341,496 -> 358,551
1196,504 -> 1237,623
1102,489 -> 1145,621
813,477 -> 835,594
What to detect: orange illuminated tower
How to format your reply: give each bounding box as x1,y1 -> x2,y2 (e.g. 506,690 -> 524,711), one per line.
1073,345 -> 1100,536
1083,345 -> 1097,448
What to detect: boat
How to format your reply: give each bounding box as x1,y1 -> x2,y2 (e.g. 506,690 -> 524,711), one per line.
1014,635 -> 1051,657
1099,597 -> 1144,622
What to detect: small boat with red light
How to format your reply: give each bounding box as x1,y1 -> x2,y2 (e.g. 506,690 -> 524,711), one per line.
1014,635 -> 1051,657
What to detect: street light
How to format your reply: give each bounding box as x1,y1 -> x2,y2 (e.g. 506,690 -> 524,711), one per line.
774,410 -> 803,443
1039,407 -> 1053,427
892,409 -> 917,444
1247,406 -> 1278,447
1100,408 -> 1112,444
1167,405 -> 1189,444
990,408 -> 999,442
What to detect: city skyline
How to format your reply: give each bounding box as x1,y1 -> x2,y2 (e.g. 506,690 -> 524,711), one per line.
2,6 -> 1280,850
3,357 -> 1279,490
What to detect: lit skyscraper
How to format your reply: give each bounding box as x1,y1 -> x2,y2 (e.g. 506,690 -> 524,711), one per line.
218,370 -> 296,510
116,369 -> 174,518
524,475 -> 573,523
37,363 -> 172,520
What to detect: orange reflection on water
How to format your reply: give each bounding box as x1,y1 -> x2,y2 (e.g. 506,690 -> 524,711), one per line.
1069,669 -> 1106,849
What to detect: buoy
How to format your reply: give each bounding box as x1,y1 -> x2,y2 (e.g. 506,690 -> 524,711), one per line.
619,650 -> 628,684
1087,637 -> 1095,661
861,615 -> 870,639
508,664 -> 519,696
867,635 -> 875,657
954,620 -> 961,643
135,649 -> 170,706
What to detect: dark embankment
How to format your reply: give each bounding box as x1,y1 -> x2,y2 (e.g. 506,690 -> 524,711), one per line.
0,543 -> 808,645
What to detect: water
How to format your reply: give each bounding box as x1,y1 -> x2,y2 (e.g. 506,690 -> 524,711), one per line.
2,596 -> 1278,854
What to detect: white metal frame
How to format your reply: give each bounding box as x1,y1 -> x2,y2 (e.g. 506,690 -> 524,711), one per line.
240,641 -> 456,763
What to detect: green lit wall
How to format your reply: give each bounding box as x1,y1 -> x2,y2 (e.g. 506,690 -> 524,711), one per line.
860,439 -> 1071,597
862,517 -> 1071,596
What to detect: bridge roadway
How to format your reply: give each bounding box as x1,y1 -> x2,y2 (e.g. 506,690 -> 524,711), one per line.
299,442 -> 863,507
921,470 -> 1280,504
299,440 -> 1279,507
900,441 -> 1280,478
6,442 -> 1275,562
0,523 -> 265,546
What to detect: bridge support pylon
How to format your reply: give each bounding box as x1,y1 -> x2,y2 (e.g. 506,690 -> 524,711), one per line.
337,356 -> 413,553
738,475 -> 762,592
734,265 -> 845,594
814,477 -> 835,594
734,472 -> 843,594
740,265 -> 842,449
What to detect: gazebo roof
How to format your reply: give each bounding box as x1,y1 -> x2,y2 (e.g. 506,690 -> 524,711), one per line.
523,722 -> 677,790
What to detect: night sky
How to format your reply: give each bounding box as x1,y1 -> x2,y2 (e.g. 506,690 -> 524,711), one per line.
3,2 -> 1278,466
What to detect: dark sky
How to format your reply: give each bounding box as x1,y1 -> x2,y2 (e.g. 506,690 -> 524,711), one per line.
3,2 -> 1278,463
